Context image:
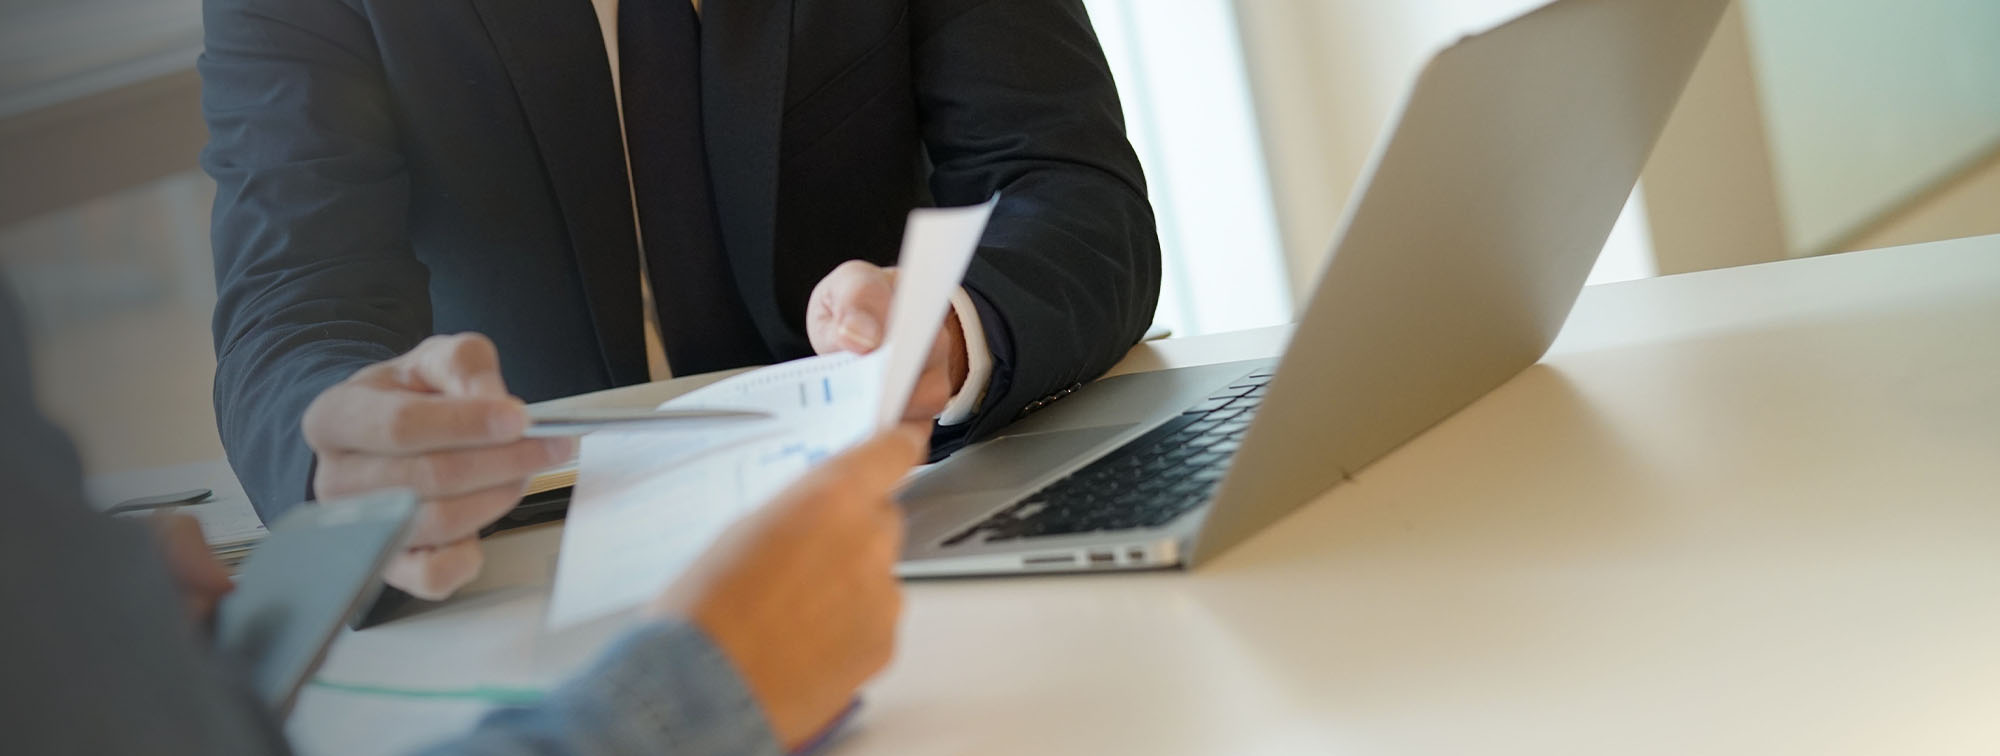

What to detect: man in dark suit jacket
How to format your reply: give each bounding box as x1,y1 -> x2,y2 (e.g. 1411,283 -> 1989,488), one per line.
201,0 -> 1160,597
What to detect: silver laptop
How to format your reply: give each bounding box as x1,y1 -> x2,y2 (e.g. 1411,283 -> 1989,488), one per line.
897,0 -> 1730,577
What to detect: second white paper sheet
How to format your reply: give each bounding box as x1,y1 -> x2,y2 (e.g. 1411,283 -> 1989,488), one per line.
546,198 -> 996,630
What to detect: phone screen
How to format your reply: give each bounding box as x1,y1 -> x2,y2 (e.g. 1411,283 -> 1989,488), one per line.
212,489 -> 417,717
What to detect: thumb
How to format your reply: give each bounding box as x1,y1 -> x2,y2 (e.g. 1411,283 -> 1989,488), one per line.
812,261 -> 895,354
836,309 -> 884,352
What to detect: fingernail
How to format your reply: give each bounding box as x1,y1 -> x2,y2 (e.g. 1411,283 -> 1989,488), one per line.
838,313 -> 883,351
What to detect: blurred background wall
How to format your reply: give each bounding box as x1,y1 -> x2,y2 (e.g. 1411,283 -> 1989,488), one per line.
3,0 -> 1996,479
1232,0 -> 2000,288
1,0 -> 215,473
1739,0 -> 2000,256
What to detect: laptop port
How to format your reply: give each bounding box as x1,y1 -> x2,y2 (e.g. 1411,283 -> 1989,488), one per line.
1087,550 -> 1116,566
1127,547 -> 1146,562
1023,554 -> 1078,567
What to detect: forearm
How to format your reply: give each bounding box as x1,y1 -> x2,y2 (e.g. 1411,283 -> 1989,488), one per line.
914,0 -> 1163,445
213,330 -> 404,520
416,621 -> 782,756
202,0 -> 435,516
955,175 -> 1159,437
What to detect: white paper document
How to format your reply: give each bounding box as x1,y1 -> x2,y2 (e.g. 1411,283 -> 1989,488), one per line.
546,198 -> 997,630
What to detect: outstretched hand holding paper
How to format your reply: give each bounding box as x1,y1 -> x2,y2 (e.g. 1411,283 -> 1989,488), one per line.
546,198 -> 998,630
867,206 -> 993,427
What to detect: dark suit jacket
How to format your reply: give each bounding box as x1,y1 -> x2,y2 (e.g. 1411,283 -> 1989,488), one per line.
200,0 -> 1161,518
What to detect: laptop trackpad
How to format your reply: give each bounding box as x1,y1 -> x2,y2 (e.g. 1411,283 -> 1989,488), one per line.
904,425 -> 1134,498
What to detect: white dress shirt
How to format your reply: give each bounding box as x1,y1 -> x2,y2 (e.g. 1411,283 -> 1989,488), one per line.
588,0 -> 991,424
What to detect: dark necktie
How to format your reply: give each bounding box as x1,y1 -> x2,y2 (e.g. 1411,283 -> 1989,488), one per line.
617,0 -> 770,375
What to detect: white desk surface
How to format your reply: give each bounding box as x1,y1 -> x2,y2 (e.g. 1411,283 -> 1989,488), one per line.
286,234 -> 2000,755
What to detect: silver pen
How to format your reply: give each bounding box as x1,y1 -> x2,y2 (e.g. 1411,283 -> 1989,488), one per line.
523,408 -> 774,437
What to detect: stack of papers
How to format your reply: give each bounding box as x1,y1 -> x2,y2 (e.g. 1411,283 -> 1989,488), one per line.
86,459 -> 269,567
525,465 -> 578,497
546,198 -> 997,629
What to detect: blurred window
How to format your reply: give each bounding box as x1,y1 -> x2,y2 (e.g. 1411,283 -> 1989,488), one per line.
1083,0 -> 1295,336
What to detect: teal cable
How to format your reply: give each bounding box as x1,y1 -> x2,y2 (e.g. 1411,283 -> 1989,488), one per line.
309,678 -> 547,706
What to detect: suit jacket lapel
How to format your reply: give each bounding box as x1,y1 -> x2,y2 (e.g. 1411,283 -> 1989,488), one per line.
469,0 -> 650,387
701,0 -> 796,353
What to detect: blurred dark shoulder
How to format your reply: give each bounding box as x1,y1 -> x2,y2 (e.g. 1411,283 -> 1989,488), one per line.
0,280 -> 292,754
0,282 -> 86,511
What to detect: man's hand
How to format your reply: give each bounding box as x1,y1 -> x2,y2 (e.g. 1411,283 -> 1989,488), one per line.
151,513 -> 234,626
648,425 -> 927,751
302,334 -> 575,600
806,260 -> 968,421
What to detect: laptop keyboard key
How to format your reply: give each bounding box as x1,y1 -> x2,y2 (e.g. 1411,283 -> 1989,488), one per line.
938,366 -> 1277,549
1183,396 -> 1233,415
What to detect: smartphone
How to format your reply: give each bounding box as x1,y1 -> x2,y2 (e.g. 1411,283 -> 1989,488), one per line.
212,489 -> 417,717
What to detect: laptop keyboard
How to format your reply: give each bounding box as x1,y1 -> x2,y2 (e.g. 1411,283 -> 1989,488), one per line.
941,365 -> 1277,547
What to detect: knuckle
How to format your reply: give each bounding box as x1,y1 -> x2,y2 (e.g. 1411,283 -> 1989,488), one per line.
410,454 -> 455,494
445,333 -> 497,371
384,400 -> 426,447
302,383 -> 364,448
300,399 -> 332,446
312,457 -> 355,498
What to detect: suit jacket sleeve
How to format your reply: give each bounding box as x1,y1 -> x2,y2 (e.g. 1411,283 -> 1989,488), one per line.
912,0 -> 1163,449
200,0 -> 433,519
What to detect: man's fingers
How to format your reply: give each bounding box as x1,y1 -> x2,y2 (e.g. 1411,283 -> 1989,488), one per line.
903,333 -> 955,419
836,311 -> 886,353
903,365 -> 953,421
397,333 -> 510,397
896,420 -> 934,447
305,383 -> 528,454
809,262 -> 895,354
381,539 -> 484,601
899,313 -> 966,423
406,482 -> 533,547
317,437 -> 576,500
